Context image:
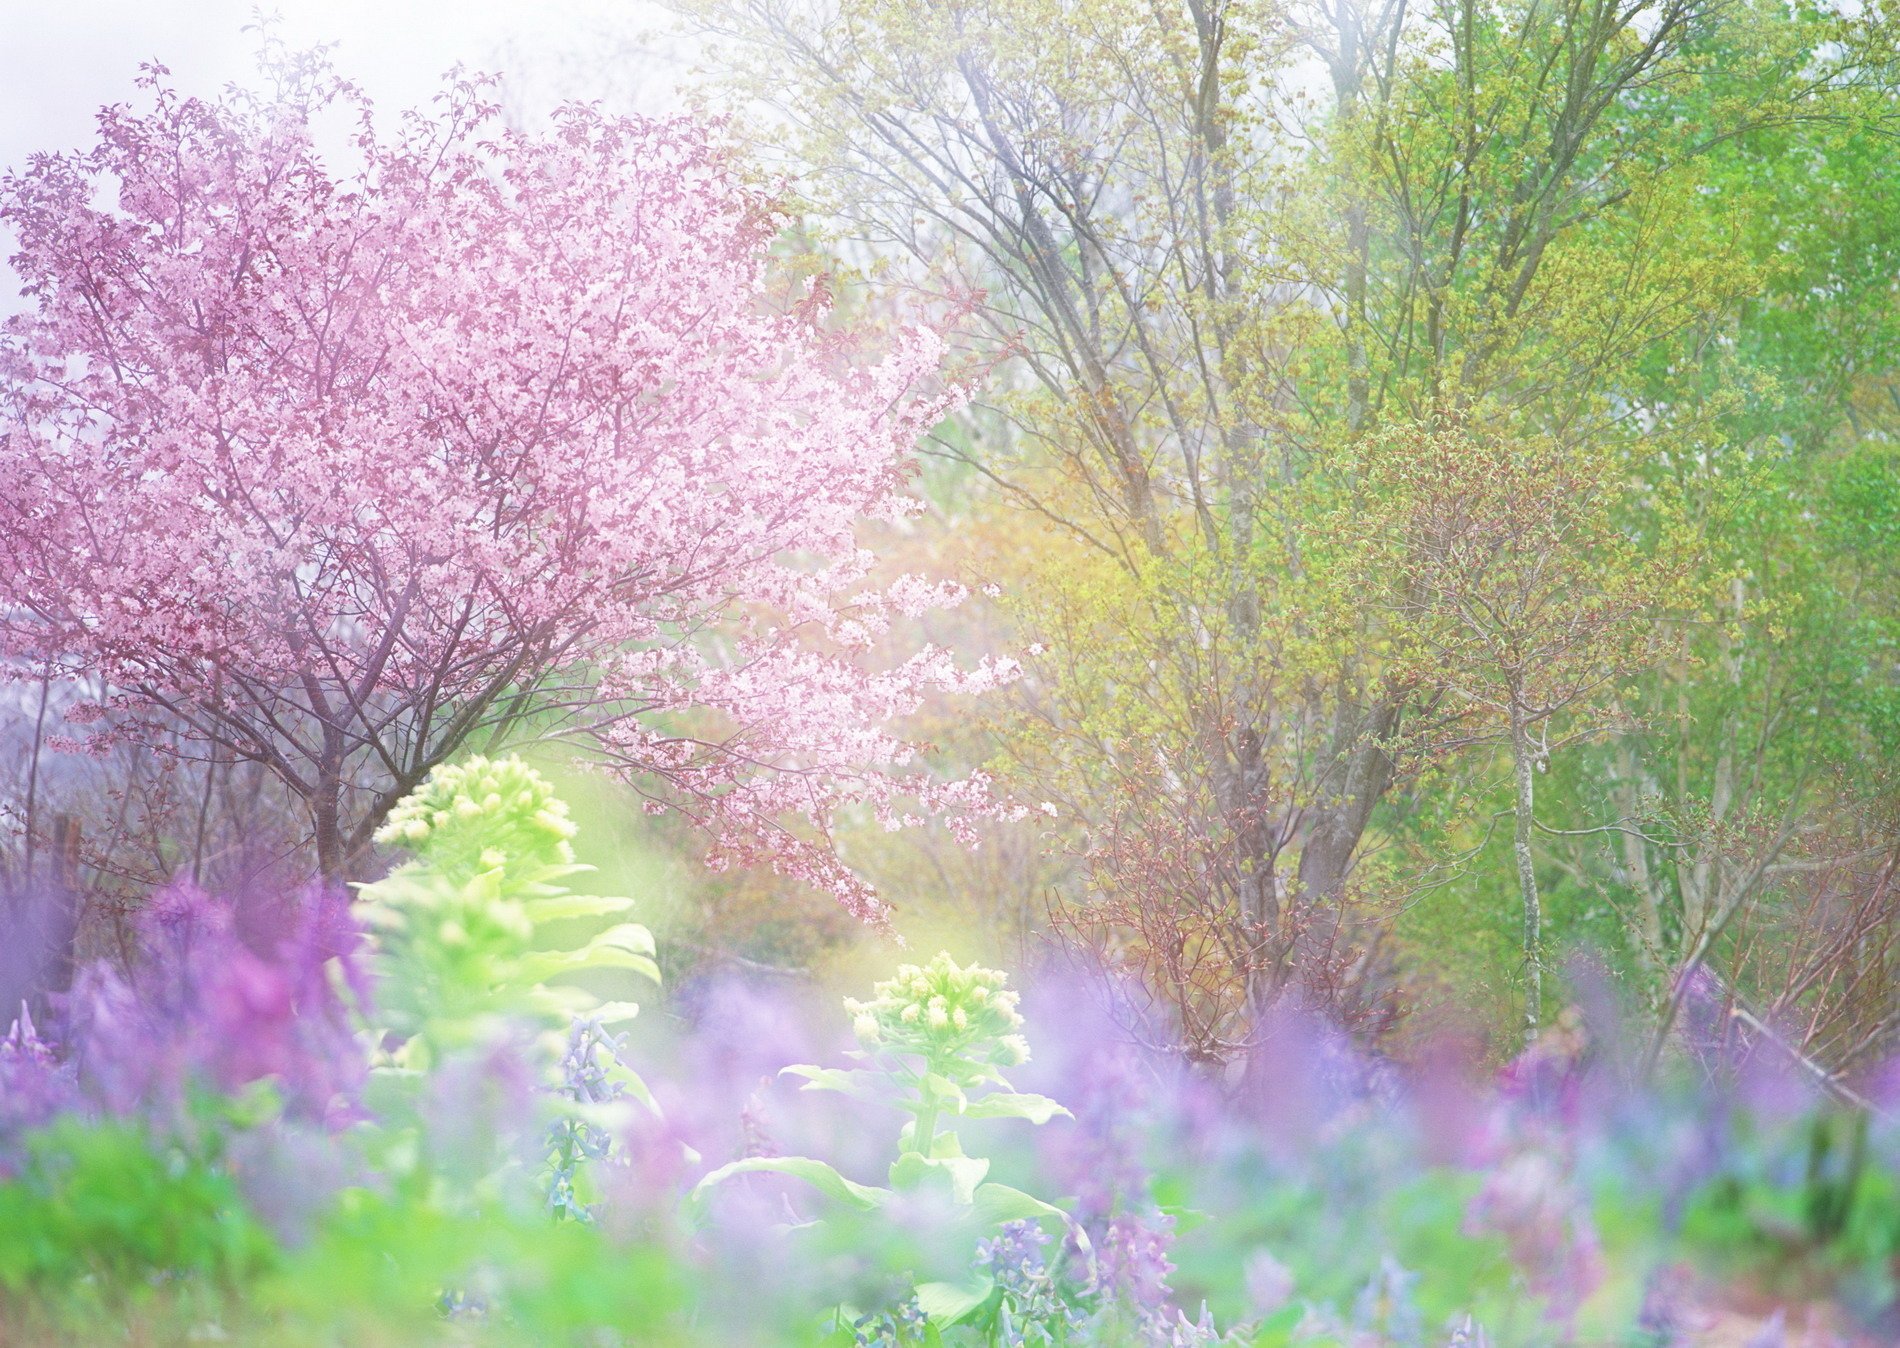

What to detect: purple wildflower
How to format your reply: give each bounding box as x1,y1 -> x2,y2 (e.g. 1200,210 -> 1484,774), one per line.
1445,1312 -> 1491,1346
1465,1148 -> 1604,1322
1351,1253 -> 1423,1346
546,1015 -> 635,1221
1242,1248 -> 1295,1318
0,1001 -> 75,1169
1094,1210 -> 1181,1337
978,1219 -> 1079,1345
66,881 -> 366,1127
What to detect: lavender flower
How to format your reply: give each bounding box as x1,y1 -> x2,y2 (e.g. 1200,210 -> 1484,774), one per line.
1021,981 -> 1153,1231
978,1219 -> 1081,1345
1742,1309 -> 1787,1348
2,1001 -> 54,1066
1242,1248 -> 1295,1318
61,881 -> 366,1128
0,1001 -> 75,1168
1635,1263 -> 1701,1343
1445,1312 -> 1491,1346
1091,1210 -> 1189,1341
1351,1254 -> 1423,1347
421,1031 -> 545,1191
1163,1302 -> 1221,1346
546,1015 -> 635,1221
835,1297 -> 927,1348
1465,1148 -> 1604,1321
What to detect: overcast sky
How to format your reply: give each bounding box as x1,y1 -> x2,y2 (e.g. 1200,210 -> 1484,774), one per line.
0,0 -> 682,300
0,1 -> 684,161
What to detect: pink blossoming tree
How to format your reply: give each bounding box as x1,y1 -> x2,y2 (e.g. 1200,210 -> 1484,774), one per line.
0,58 -> 1013,919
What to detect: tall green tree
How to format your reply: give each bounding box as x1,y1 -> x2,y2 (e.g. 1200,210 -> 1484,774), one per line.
675,0 -> 1900,1053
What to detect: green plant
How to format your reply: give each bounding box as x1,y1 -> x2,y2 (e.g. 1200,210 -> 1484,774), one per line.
355,755 -> 661,1230
693,952 -> 1083,1337
357,755 -> 659,1066
0,1118 -> 276,1323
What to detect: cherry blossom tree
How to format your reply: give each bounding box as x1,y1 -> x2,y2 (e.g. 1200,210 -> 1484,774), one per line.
0,57 -> 1013,918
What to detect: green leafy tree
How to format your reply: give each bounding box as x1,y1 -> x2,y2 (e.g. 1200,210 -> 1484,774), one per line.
672,0 -> 1899,1055
1348,423 -> 1693,1034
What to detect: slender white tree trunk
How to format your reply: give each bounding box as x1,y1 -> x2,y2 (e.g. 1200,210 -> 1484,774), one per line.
1510,699 -> 1542,1039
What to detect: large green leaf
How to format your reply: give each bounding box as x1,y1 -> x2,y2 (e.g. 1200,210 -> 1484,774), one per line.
922,1074 -> 968,1114
971,1182 -> 1069,1231
509,935 -> 661,987
781,1064 -> 889,1102
691,1156 -> 890,1213
516,861 -> 598,890
523,894 -> 638,923
526,985 -> 647,1020
960,1093 -> 1072,1125
587,1000 -> 644,1024
914,1273 -> 997,1326
889,1151 -> 990,1204
586,922 -> 656,955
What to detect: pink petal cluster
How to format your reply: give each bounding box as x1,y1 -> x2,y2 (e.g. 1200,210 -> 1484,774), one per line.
0,61 -> 1012,917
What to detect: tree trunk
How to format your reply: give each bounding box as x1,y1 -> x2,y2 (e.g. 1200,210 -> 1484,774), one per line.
1295,697 -> 1400,907
1510,701 -> 1542,1039
312,783 -> 346,884
6,816 -> 84,1035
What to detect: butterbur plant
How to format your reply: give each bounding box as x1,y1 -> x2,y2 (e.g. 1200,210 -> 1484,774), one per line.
694,953 -> 1085,1339
840,953 -> 1043,1146
355,755 -> 658,1227
357,755 -> 658,1065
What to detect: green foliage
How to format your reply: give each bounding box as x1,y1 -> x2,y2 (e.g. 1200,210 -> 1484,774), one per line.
255,1185 -> 698,1346
1168,1152 -> 1516,1338
357,754 -> 658,1064
694,953 -> 1079,1339
0,1118 -> 277,1325
1678,1109 -> 1900,1309
353,757 -> 661,1258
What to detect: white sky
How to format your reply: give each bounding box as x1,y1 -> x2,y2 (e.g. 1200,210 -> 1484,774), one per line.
0,0 -> 683,303
0,1 -> 680,161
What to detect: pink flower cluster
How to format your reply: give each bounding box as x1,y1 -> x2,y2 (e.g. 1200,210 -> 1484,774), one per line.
0,60 -> 1012,912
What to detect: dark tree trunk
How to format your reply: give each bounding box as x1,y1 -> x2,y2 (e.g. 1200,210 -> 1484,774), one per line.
1296,698 -> 1401,907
